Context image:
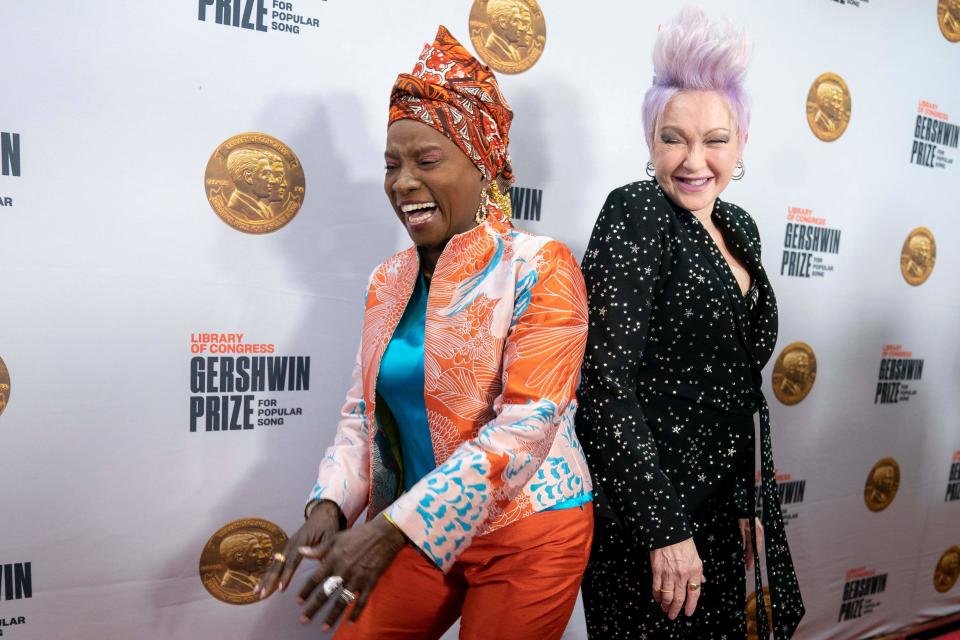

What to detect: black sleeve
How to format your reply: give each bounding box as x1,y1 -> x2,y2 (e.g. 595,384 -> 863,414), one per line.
575,185 -> 693,549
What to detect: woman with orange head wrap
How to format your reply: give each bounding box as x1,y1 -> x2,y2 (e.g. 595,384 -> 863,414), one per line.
257,27 -> 593,639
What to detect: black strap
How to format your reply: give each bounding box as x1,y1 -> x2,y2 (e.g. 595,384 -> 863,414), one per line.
751,398 -> 805,638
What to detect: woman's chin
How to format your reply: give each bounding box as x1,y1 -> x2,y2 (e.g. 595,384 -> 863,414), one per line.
668,189 -> 717,215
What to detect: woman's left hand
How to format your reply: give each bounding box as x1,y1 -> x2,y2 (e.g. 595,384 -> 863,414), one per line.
295,515 -> 406,630
739,517 -> 763,571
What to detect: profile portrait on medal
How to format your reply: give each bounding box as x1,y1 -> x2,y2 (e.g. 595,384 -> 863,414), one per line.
772,344 -> 816,405
901,228 -> 936,285
204,133 -> 305,234
218,531 -> 274,596
864,458 -> 899,512
225,147 -> 286,222
482,0 -> 535,63
934,546 -> 960,593
940,0 -> 960,41
812,82 -> 846,131
470,0 -> 545,73
806,73 -> 850,141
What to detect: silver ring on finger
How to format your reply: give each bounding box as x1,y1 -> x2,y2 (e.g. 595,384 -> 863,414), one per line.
322,575 -> 344,597
338,588 -> 356,604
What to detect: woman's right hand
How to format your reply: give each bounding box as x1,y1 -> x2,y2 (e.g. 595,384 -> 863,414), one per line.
650,537 -> 706,620
255,500 -> 342,599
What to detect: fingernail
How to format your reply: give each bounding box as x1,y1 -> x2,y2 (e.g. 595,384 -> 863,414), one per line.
279,581 -> 284,592
300,616 -> 309,624
296,597 -> 304,605
298,546 -> 312,555
321,624 -> 330,631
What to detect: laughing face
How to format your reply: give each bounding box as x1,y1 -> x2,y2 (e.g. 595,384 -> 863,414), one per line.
652,90 -> 742,218
384,119 -> 485,253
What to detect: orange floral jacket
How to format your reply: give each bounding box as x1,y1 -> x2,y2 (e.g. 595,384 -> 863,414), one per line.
309,216 -> 591,571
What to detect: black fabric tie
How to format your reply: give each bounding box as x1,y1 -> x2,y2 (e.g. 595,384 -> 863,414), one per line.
750,397 -> 805,638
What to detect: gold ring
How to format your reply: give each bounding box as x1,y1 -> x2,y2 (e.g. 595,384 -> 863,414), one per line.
659,588 -> 674,593
687,583 -> 700,591
273,552 -> 286,563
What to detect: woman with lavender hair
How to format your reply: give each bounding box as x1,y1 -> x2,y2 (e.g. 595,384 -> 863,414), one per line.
575,8 -> 804,638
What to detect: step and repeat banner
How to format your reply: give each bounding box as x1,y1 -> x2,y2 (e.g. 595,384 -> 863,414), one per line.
1,1 -> 958,639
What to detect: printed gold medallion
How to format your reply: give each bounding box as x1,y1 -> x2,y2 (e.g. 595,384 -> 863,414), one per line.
863,458 -> 900,513
199,517 -> 288,604
204,133 -> 305,234
746,588 -> 773,640
939,0 -> 960,42
469,0 -> 546,74
772,342 -> 817,405
900,227 -> 936,286
0,356 -> 9,418
806,73 -> 851,142
934,546 -> 960,593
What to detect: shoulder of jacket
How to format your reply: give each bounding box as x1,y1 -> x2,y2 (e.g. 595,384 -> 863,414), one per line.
597,179 -> 671,231
504,228 -> 576,263
368,246 -> 416,280
718,199 -> 760,238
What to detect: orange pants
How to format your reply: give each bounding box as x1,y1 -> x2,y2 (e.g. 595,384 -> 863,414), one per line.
334,503 -> 593,640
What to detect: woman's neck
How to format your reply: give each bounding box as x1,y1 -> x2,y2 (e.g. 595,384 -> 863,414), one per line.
691,199 -> 717,225
418,245 -> 443,279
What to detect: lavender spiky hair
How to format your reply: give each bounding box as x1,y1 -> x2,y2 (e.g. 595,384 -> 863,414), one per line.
642,7 -> 752,152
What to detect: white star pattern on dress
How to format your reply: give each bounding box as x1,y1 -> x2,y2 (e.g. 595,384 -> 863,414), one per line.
575,181 -> 799,638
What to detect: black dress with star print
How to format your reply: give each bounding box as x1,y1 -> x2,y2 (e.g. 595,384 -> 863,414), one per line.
575,181 -> 804,639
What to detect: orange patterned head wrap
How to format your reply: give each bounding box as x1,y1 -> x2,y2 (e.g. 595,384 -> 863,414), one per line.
389,26 -> 514,185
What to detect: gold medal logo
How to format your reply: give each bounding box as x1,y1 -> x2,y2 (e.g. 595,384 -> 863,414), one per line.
0,356 -> 9,418
939,0 -> 960,42
199,517 -> 288,604
900,227 -> 937,286
204,133 -> 305,234
469,0 -> 546,74
934,546 -> 960,593
746,587 -> 773,640
864,457 -> 900,513
806,73 -> 852,142
772,342 -> 817,405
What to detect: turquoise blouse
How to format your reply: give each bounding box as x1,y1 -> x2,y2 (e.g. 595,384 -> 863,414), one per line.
377,273 -> 591,508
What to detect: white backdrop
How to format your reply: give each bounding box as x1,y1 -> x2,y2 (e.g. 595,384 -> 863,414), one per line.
1,1 -> 958,639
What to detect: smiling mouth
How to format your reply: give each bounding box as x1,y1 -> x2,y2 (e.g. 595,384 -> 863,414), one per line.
400,201 -> 438,225
674,176 -> 713,187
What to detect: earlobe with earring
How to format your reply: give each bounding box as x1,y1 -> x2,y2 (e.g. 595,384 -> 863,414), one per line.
732,159 -> 745,181
489,180 -> 512,220
645,161 -> 656,178
474,193 -> 488,224
475,180 -> 513,224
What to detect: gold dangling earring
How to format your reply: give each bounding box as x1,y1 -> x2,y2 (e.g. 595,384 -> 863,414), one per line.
489,180 -> 512,221
474,191 -> 488,225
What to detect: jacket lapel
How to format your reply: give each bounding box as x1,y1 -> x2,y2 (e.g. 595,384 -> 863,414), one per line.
713,204 -> 778,370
